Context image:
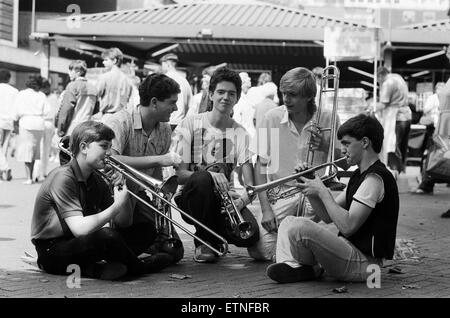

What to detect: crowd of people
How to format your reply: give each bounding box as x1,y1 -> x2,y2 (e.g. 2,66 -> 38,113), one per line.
0,45 -> 449,284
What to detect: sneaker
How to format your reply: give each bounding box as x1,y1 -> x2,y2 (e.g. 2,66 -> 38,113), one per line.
23,179 -> 33,185
441,209 -> 450,218
84,261 -> 128,281
411,188 -> 433,195
193,245 -> 218,263
141,252 -> 173,273
266,263 -> 317,283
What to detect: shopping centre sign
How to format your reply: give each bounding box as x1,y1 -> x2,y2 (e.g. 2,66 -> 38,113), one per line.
324,27 -> 380,61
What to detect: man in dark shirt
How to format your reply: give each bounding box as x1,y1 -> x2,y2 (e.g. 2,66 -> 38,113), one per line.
31,121 -> 172,280
267,114 -> 399,283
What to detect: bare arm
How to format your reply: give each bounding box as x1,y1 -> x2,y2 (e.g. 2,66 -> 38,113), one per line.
298,176 -> 372,236
110,149 -> 179,170
306,190 -> 346,224
254,156 -> 278,233
65,184 -> 130,237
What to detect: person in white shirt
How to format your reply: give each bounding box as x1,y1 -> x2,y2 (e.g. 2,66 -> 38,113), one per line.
160,53 -> 193,130
232,72 -> 255,137
14,75 -> 50,184
0,69 -> 18,181
421,82 -> 445,128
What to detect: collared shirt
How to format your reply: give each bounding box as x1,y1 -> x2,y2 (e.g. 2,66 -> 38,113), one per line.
57,77 -> 97,136
250,105 -> 340,183
31,159 -> 113,240
103,105 -> 172,180
380,74 -> 411,121
97,67 -> 133,114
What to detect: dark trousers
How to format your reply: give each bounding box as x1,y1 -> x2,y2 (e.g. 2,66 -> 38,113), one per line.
33,222 -> 156,276
388,120 -> 411,173
176,171 -> 225,248
175,171 -> 259,249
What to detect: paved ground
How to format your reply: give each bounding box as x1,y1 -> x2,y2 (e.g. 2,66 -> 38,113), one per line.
1,157 -> 450,300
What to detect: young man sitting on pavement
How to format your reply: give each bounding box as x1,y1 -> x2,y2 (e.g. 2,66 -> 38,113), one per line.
267,114 -> 399,283
30,121 -> 172,281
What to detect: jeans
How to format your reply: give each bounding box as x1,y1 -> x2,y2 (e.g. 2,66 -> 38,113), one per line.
33,223 -> 156,276
276,216 -> 382,282
247,193 -> 319,261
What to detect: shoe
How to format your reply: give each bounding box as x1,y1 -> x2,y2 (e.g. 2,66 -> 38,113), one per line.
441,209 -> 450,218
266,263 -> 317,283
23,179 -> 33,185
141,252 -> 173,273
411,188 -> 433,195
193,245 -> 218,263
84,261 -> 127,281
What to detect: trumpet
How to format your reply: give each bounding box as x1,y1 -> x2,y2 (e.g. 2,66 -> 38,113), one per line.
246,156 -> 348,204
203,163 -> 258,245
216,189 -> 254,240
58,143 -> 229,256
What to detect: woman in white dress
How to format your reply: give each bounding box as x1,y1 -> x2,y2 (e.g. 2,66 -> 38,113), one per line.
14,75 -> 49,184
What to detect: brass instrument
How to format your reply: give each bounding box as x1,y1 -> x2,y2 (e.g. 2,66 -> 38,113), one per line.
246,65 -> 346,205
216,189 -> 254,240
59,144 -> 229,256
246,156 -> 348,204
204,163 -> 258,245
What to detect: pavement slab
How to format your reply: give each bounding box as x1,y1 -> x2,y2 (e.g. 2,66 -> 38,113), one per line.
1,160 -> 450,300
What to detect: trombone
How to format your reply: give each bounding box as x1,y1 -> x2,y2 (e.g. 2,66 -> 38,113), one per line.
58,143 -> 229,256
246,65 -> 346,205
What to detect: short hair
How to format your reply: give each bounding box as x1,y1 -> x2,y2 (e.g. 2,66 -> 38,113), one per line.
139,73 -> 180,107
101,47 -> 123,66
337,114 -> 384,153
377,66 -> 390,77
280,67 -> 317,115
25,74 -> 44,91
40,79 -> 51,95
69,60 -> 87,77
312,66 -> 323,80
435,82 -> 445,92
209,67 -> 242,100
0,69 -> 11,83
258,72 -> 271,85
70,121 -> 115,156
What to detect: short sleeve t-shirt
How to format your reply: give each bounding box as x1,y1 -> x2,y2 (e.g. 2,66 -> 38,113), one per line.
172,112 -> 252,180
31,160 -> 113,240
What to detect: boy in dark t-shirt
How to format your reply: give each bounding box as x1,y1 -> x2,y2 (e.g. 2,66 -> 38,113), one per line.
31,121 -> 171,280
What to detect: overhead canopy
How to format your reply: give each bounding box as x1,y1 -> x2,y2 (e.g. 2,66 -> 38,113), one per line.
35,1 -> 450,87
